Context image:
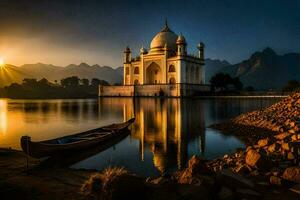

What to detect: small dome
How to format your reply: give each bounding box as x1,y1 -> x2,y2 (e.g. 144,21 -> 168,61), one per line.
176,34 -> 186,44
150,22 -> 178,52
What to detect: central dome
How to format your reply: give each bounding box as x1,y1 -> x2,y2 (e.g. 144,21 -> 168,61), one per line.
150,22 -> 178,52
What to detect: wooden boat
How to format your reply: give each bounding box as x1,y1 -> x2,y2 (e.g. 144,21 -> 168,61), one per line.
39,129 -> 131,168
21,118 -> 135,158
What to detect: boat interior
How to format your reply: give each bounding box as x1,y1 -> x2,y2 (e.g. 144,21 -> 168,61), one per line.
47,132 -> 111,144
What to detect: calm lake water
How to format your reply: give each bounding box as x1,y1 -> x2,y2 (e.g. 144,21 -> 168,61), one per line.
0,97 -> 282,176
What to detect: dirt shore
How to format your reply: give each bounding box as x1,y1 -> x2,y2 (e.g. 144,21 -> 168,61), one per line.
0,148 -> 96,200
1,146 -> 300,200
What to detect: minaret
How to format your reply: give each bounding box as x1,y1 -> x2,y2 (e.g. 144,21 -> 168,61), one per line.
123,46 -> 131,63
197,42 -> 205,84
197,42 -> 205,60
176,34 -> 187,56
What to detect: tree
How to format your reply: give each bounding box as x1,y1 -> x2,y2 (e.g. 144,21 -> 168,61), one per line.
38,78 -> 50,85
245,86 -> 255,92
231,77 -> 243,90
210,73 -> 243,91
61,76 -> 80,88
23,78 -> 38,87
81,78 -> 89,86
91,78 -> 109,87
282,80 -> 300,92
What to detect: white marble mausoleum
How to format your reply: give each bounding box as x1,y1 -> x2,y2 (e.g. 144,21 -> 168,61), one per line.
99,21 -> 210,97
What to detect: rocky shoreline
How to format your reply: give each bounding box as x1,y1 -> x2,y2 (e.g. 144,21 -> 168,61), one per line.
204,92 -> 300,199
2,93 -> 300,199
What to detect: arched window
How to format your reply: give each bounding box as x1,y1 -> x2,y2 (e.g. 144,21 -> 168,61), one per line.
134,67 -> 139,74
134,79 -> 139,85
169,77 -> 176,84
168,65 -> 176,72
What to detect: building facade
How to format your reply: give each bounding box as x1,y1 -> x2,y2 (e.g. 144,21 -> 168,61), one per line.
99,21 -> 210,97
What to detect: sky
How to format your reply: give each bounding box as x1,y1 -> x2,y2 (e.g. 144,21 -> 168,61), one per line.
0,0 -> 299,67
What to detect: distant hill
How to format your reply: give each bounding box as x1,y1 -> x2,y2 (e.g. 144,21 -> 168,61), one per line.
220,48 -> 300,90
0,63 -> 123,87
0,64 -> 33,87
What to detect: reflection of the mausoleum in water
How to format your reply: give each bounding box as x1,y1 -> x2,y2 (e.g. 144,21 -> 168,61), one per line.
100,98 -> 206,174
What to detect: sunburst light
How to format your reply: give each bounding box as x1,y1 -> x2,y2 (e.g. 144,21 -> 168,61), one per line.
0,57 -> 5,68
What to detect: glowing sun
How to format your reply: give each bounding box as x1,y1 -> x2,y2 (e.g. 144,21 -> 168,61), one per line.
0,57 -> 5,67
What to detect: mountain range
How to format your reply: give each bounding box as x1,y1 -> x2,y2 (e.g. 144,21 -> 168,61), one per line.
1,48 -> 299,90
0,59 -> 231,88
0,63 -> 123,87
221,48 -> 300,90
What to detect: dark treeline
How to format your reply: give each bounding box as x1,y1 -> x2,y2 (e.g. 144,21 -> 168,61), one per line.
210,73 -> 300,94
282,80 -> 300,92
0,76 -> 109,99
210,73 -> 243,92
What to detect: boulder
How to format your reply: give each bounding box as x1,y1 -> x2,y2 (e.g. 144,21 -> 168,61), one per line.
290,121 -> 296,128
291,134 -> 300,141
257,138 -> 269,147
269,176 -> 282,185
281,143 -> 290,151
178,155 -> 211,184
289,129 -> 296,134
246,146 -> 254,152
283,167 -> 300,183
245,149 -> 272,170
274,132 -> 289,140
287,152 -> 295,160
187,155 -> 210,174
267,143 -> 280,153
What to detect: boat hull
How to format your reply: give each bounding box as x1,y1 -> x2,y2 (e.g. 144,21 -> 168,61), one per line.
21,118 -> 135,158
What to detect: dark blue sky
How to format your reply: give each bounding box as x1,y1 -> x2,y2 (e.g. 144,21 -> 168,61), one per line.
0,0 -> 299,66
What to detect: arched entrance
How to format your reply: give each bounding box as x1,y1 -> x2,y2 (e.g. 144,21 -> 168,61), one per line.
134,79 -> 139,85
146,62 -> 161,84
169,77 -> 176,84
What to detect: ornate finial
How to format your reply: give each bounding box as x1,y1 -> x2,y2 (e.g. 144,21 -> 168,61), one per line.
161,18 -> 173,32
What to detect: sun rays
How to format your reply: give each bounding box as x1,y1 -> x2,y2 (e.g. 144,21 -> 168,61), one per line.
0,57 -> 5,67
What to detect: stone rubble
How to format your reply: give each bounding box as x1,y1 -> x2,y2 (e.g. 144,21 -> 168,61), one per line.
203,92 -> 300,198
81,93 -> 300,199
233,93 -> 300,134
